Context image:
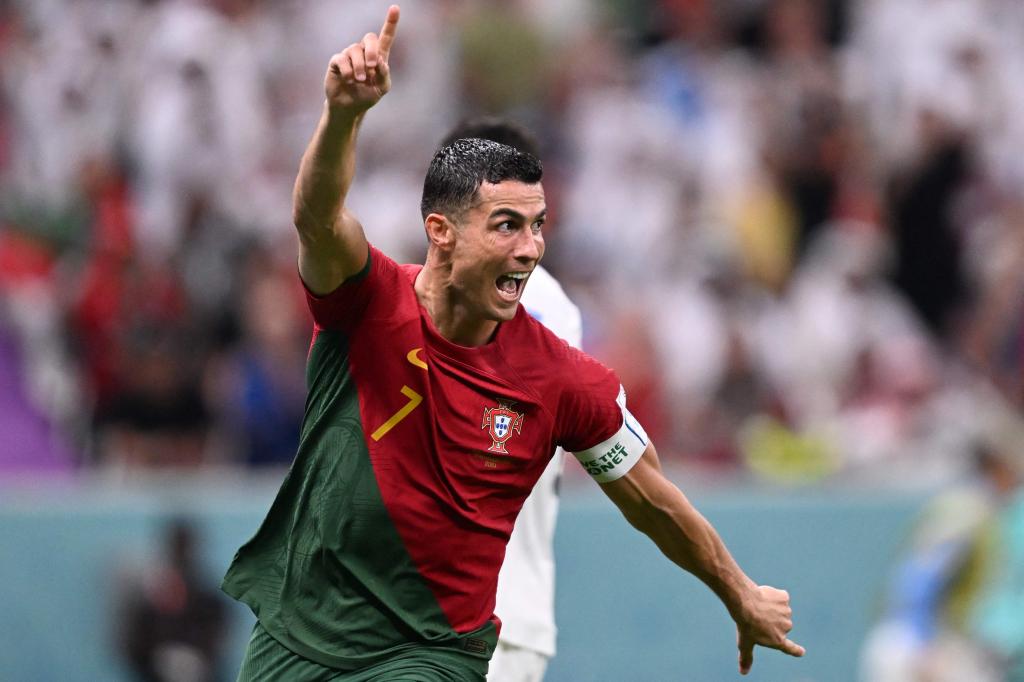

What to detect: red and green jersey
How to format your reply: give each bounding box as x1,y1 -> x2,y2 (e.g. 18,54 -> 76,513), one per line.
222,246 -> 622,671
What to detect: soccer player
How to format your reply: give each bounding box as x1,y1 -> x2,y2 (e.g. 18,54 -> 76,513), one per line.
222,7 -> 804,681
439,117 -> 580,682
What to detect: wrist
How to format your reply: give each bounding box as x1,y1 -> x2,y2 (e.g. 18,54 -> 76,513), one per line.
725,579 -> 760,624
322,100 -> 365,128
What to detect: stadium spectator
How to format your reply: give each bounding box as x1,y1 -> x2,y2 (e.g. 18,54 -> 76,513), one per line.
115,519 -> 229,682
203,244 -> 308,468
95,321 -> 210,472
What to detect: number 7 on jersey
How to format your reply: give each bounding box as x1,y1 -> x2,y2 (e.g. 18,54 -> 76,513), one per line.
371,348 -> 429,441
370,385 -> 423,441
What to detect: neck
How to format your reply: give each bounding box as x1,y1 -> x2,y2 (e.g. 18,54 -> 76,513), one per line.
415,257 -> 500,347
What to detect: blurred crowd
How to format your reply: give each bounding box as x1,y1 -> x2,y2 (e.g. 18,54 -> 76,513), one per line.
3,1 -> 1024,679
1,0 -> 1023,485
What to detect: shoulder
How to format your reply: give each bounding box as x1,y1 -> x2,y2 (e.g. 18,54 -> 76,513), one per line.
505,310 -> 614,394
304,244 -> 418,331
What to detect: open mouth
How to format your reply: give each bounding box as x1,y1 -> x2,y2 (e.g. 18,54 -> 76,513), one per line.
495,271 -> 529,302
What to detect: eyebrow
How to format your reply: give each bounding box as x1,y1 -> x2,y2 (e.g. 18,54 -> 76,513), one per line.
489,208 -> 547,222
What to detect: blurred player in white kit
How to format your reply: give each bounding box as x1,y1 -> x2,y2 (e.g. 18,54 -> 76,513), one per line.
440,118 -> 581,682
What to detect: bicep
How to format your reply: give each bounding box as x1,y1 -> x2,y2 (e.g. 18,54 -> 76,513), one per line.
298,208 -> 369,295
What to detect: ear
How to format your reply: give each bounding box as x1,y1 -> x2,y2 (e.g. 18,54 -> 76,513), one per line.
424,213 -> 457,251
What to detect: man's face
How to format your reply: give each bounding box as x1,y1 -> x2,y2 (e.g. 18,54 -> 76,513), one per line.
449,180 -> 546,322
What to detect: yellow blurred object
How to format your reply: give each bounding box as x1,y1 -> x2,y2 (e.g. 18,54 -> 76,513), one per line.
731,183 -> 797,292
739,415 -> 840,484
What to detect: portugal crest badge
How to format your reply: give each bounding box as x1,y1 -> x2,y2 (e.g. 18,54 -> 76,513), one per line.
481,399 -> 525,454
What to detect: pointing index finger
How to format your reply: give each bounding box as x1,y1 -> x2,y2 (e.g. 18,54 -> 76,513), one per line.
378,5 -> 400,61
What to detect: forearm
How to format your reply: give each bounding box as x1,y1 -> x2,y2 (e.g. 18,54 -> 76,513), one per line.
294,7 -> 397,293
624,479 -> 756,620
292,103 -> 363,234
602,449 -> 756,621
601,445 -> 803,671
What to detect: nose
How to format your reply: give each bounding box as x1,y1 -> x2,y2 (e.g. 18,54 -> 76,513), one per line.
514,230 -> 544,265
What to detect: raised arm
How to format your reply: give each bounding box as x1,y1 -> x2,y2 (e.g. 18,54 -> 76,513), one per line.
600,443 -> 805,675
294,5 -> 400,295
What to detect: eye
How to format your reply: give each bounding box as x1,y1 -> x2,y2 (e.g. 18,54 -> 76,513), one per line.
496,220 -> 515,233
531,219 -> 545,234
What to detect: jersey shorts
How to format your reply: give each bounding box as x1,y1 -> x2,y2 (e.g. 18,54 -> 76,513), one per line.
236,621 -> 487,682
222,245 -> 625,674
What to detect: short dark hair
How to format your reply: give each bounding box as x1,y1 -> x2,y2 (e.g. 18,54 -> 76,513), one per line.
440,116 -> 541,158
420,138 -> 543,220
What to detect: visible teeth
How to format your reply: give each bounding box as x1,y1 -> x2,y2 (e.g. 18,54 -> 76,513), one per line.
504,272 -> 528,280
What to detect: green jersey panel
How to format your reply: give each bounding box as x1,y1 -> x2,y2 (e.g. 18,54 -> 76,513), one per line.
222,329 -> 495,671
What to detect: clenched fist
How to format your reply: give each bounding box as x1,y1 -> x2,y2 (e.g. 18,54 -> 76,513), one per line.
735,585 -> 805,675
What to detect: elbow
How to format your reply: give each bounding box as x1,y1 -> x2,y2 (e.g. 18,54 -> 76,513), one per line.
291,190 -> 335,237
293,207 -> 333,247
292,206 -> 318,234
620,481 -> 696,554
606,458 -> 686,542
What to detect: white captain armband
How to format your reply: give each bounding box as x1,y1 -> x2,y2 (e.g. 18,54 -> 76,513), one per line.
572,385 -> 650,483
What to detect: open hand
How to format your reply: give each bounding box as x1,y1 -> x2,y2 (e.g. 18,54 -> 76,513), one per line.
735,585 -> 805,675
325,5 -> 400,114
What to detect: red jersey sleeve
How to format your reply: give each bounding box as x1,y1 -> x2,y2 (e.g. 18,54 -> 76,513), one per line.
554,348 -> 624,453
303,244 -> 400,332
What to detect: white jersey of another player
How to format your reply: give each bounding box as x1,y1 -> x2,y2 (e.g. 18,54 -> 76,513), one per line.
489,264 -> 582,682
